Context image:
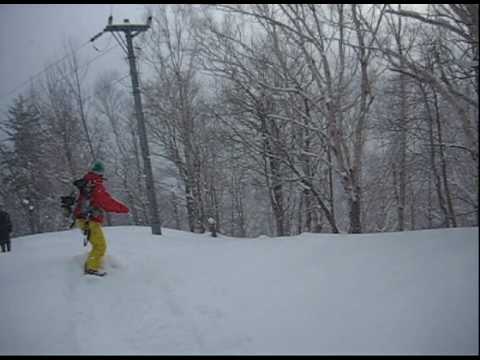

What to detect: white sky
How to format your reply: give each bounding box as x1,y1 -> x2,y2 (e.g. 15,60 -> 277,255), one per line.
0,4 -> 433,115
0,4 -> 151,112
0,225 -> 478,355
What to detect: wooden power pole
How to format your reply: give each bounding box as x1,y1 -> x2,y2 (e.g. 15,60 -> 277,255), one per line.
93,16 -> 162,235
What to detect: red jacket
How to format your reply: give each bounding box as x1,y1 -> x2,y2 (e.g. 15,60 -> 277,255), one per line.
73,172 -> 129,223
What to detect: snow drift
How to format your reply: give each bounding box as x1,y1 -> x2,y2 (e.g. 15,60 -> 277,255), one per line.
0,226 -> 478,355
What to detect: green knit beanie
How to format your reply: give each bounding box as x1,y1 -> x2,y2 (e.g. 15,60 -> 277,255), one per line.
90,160 -> 105,174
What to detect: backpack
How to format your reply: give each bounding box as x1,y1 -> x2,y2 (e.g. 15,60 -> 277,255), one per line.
72,178 -> 95,220
60,177 -> 95,223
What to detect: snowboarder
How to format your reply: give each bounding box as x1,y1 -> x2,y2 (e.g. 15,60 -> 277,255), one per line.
0,204 -> 13,253
73,161 -> 129,276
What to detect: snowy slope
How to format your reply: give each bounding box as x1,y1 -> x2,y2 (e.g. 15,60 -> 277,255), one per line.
0,226 -> 478,355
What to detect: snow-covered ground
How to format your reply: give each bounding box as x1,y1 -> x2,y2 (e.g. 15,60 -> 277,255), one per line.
0,226 -> 478,355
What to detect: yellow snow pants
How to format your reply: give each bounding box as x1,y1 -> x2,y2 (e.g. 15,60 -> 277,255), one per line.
76,219 -> 107,272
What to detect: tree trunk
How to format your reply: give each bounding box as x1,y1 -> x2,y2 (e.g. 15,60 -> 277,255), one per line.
432,90 -> 457,227
421,84 -> 449,227
396,8 -> 407,232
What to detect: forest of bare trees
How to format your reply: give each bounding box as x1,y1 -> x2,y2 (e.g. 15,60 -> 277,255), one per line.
1,4 -> 477,237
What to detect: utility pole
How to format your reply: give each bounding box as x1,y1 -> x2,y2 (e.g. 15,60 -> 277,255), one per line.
93,16 -> 162,235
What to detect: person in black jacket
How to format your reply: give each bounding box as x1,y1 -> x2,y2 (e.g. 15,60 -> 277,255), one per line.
0,204 -> 13,252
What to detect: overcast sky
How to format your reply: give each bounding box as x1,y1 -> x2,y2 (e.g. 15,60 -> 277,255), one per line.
0,4 -> 429,116
0,4 -> 151,113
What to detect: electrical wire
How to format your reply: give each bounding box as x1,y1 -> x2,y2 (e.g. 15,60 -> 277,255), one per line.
1,36 -> 122,110
0,40 -> 92,102
0,3 -> 149,111
83,73 -> 131,104
111,31 -> 129,55
92,32 -> 114,52
80,43 -> 120,75
0,4 -> 122,104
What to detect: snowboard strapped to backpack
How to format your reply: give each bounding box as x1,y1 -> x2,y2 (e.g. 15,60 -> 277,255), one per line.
60,178 -> 94,220
60,177 -> 96,246
73,178 -> 94,217
60,193 -> 76,218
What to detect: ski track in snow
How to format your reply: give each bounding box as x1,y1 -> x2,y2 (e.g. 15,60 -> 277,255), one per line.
65,241 -> 241,355
0,226 -> 477,355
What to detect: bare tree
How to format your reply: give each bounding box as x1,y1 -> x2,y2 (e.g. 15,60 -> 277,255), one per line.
378,5 -> 478,164
93,71 -> 147,225
142,5 -> 211,233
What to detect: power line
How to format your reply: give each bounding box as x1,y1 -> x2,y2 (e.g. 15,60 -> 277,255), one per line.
0,40 -> 91,102
112,30 -> 129,55
0,72 -> 131,144
0,29 -> 121,104
0,43 -> 121,116
83,73 -> 131,104
78,42 -> 120,73
92,32 -> 114,52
